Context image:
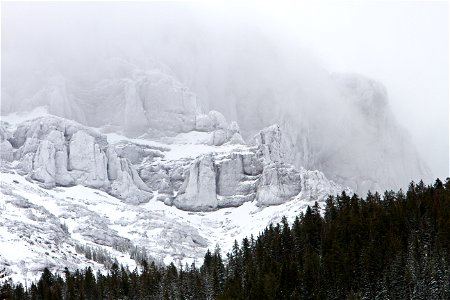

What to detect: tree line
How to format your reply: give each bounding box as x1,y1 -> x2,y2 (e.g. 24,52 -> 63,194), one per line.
1,178 -> 449,299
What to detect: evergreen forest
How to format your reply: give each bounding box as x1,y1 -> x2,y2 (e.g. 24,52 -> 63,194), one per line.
1,178 -> 449,299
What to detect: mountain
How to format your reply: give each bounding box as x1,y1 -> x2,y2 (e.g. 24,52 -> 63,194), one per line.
0,107 -> 350,282
1,57 -> 429,194
0,55 -> 430,282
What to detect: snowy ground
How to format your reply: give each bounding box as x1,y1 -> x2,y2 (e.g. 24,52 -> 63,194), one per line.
0,167 -> 321,283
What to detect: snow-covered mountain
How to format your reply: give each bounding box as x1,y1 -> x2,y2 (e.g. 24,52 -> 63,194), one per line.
1,57 -> 429,194
0,1 -> 439,291
0,107 -> 350,282
0,55 -> 430,282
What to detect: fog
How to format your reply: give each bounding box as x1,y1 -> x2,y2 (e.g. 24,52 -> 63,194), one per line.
1,1 -> 448,191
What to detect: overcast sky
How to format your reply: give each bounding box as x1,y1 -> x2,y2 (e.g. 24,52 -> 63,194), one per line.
273,1 -> 449,181
1,1 -> 448,180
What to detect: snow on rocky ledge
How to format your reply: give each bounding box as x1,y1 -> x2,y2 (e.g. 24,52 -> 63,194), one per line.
0,109 -> 351,283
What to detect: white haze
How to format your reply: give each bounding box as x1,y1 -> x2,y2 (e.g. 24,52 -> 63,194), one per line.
1,1 -> 448,186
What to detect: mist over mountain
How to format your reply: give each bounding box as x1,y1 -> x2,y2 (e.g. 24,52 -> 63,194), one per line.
1,2 -> 432,194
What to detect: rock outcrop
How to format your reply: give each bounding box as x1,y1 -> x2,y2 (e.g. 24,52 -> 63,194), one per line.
254,124 -> 284,163
2,62 -> 245,147
255,163 -> 301,206
174,155 -> 218,211
194,111 -> 244,146
253,124 -> 302,206
0,124 -> 14,161
215,153 -> 260,207
170,124 -> 336,211
1,114 -> 349,212
0,113 -> 354,282
105,146 -> 152,204
173,152 -> 259,211
6,116 -> 152,203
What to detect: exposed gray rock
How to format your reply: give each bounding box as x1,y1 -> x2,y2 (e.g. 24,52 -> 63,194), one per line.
0,139 -> 13,162
174,155 -> 218,211
168,125 -> 305,211
169,163 -> 188,191
217,194 -> 255,208
0,124 -> 13,161
242,153 -> 264,176
8,116 -> 152,203
299,167 -> 353,202
31,140 -> 56,187
139,159 -> 189,196
139,164 -> 168,189
122,79 -> 150,135
68,130 -> 109,188
115,143 -> 164,165
73,222 -> 130,248
194,111 -> 244,146
54,146 -> 74,186
105,146 -> 152,204
84,67 -> 201,137
17,153 -> 34,174
254,124 -> 283,163
110,159 -> 152,204
216,154 -> 244,196
256,163 -> 301,206
171,152 -> 261,211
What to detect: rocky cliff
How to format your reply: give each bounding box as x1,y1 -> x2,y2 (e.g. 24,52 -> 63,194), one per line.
2,116 -> 152,204
1,113 -> 348,212
0,109 -> 351,283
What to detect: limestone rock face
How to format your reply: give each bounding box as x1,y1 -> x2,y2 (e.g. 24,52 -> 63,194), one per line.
73,217 -> 130,248
68,130 -> 109,188
122,80 -> 150,135
105,146 -> 151,204
79,66 -> 201,138
299,168 -> 353,202
216,154 -> 244,196
7,116 -> 152,203
255,163 -> 301,206
115,143 -> 164,165
2,54 -> 430,196
171,124 -> 306,210
55,145 -> 73,186
0,139 -> 13,162
31,140 -> 56,187
171,146 -> 303,210
191,111 -> 245,146
174,155 -> 218,211
242,153 -> 264,176
110,159 -> 151,205
141,162 -> 182,199
2,114 -> 349,212
2,62 -> 245,147
249,124 -> 305,206
0,124 -> 14,161
215,153 -> 259,207
254,124 -> 283,163
105,147 -> 120,181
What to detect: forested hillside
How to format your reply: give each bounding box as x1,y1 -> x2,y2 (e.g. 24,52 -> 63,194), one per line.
1,178 -> 449,299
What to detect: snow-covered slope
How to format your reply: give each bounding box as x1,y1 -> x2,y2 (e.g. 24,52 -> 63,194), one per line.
0,109 -> 350,283
0,165 -> 347,283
